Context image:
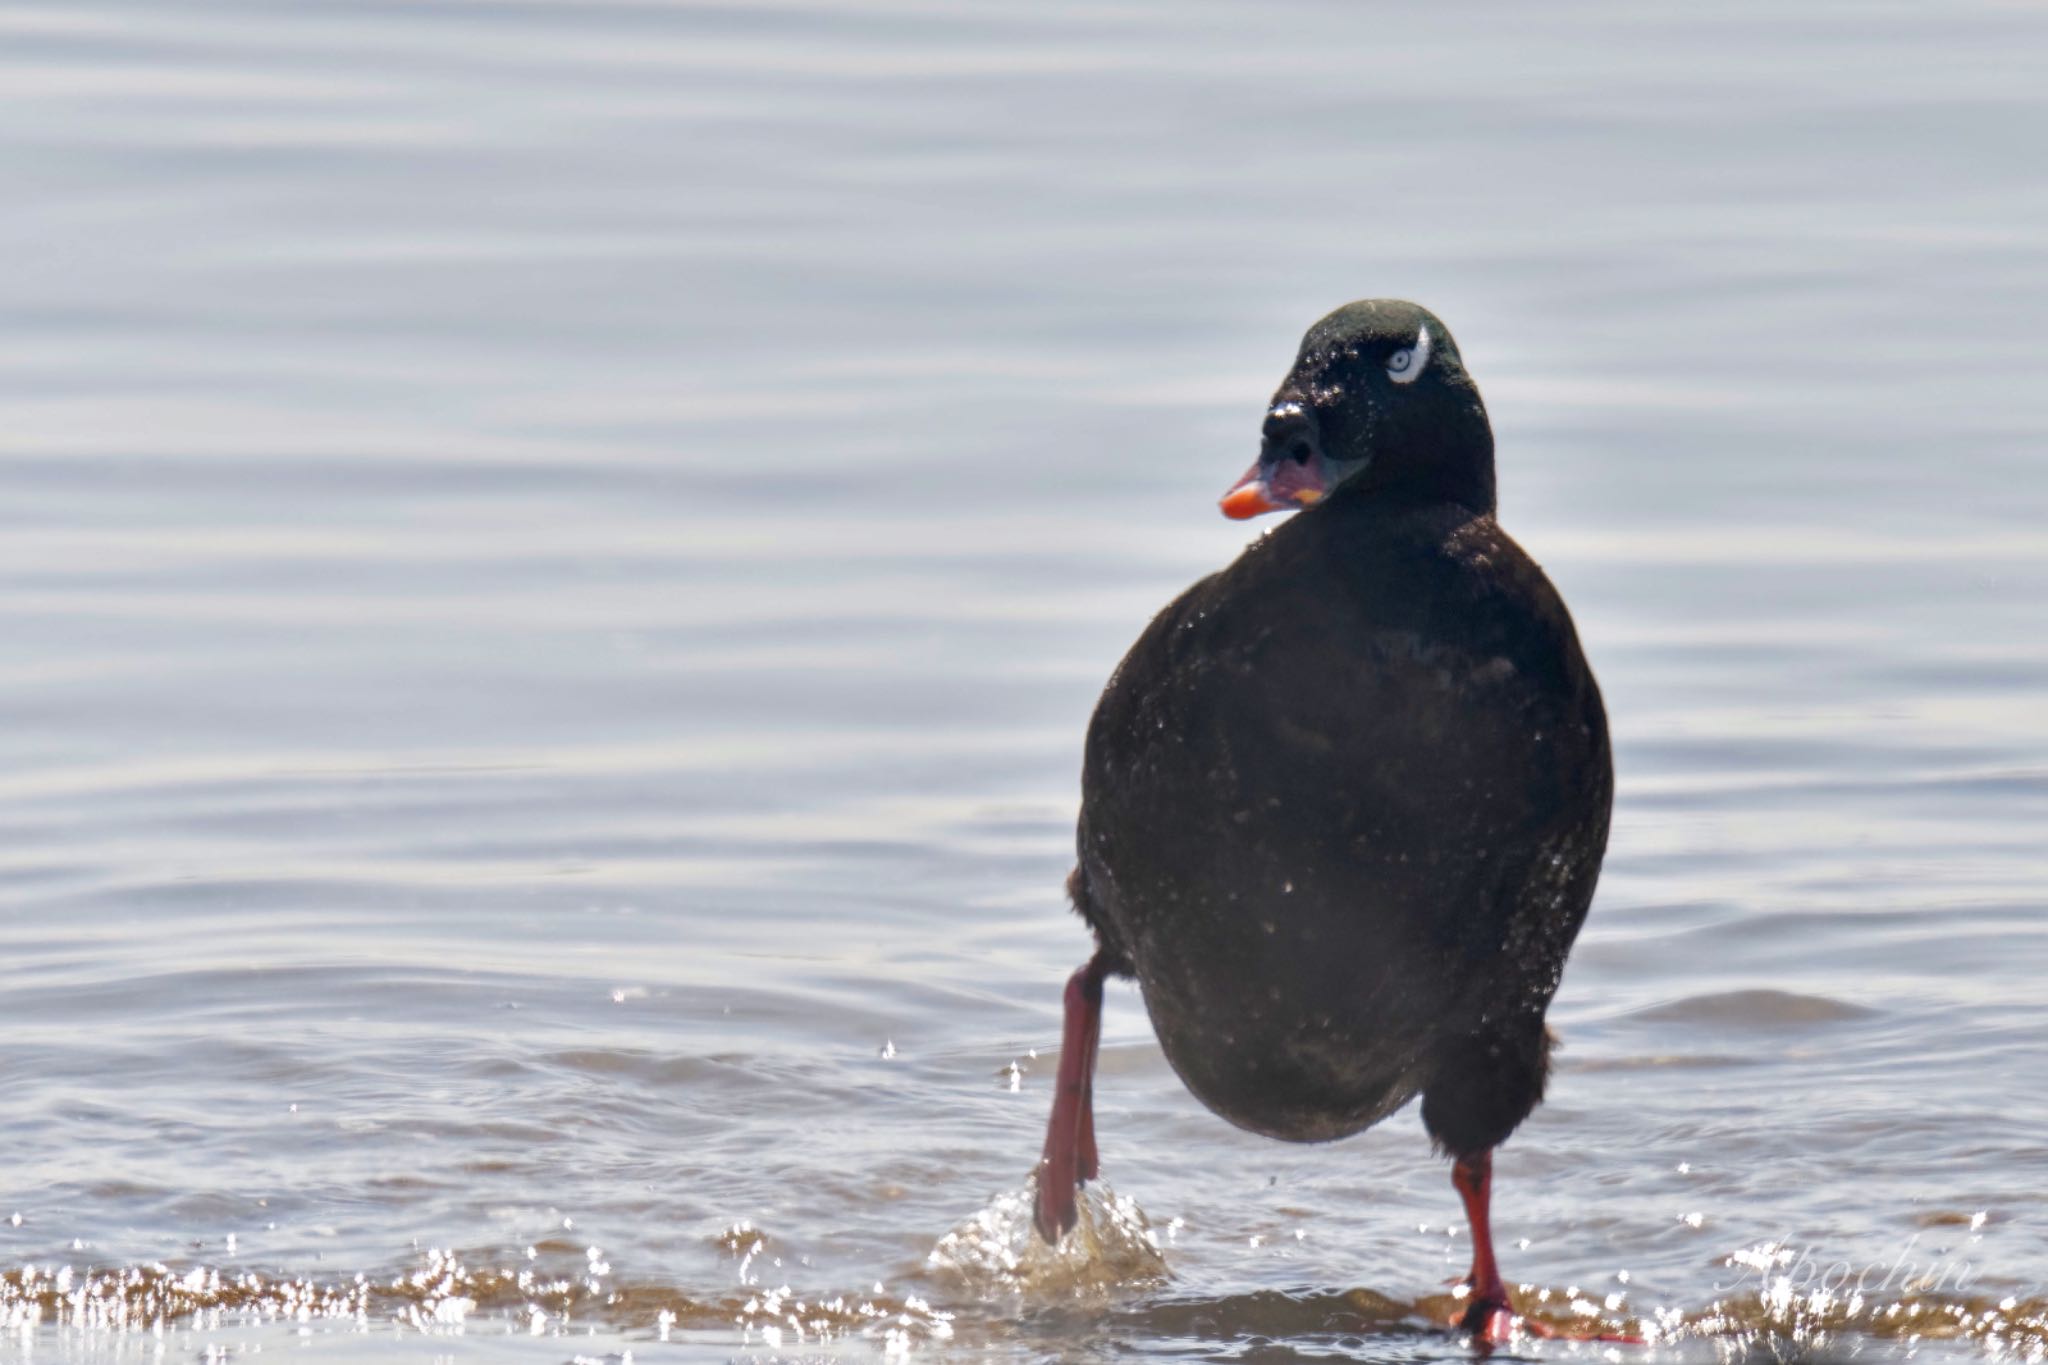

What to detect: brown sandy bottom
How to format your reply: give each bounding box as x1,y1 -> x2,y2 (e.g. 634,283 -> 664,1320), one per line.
4,1185 -> 2041,1364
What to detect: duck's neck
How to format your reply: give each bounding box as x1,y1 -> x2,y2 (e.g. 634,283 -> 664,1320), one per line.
1348,395 -> 1497,514
1338,448 -> 1497,519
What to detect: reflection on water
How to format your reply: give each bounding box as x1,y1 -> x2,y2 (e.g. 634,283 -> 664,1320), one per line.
3,0 -> 2048,1361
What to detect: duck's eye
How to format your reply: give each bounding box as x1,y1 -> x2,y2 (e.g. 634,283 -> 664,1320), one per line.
1386,323 -> 1432,385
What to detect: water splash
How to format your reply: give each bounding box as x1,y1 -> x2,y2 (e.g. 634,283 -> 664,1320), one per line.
1667,1274 -> 2048,1363
926,1172 -> 1168,1300
734,1282 -> 954,1356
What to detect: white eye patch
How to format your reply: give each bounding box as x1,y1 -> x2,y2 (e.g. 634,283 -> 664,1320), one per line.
1385,323 -> 1432,385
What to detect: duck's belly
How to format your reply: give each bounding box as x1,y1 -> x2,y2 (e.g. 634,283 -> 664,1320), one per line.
1079,708 -> 1603,1142
1106,865 -> 1465,1143
1142,976 -> 1434,1143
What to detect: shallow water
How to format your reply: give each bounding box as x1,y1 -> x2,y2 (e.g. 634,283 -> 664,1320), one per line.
3,1 -> 2047,1361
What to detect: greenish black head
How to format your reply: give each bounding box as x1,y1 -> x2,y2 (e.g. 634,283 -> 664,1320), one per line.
1221,300 -> 1496,521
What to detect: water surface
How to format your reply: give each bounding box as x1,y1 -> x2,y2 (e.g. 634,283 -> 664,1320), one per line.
2,1 -> 2046,1361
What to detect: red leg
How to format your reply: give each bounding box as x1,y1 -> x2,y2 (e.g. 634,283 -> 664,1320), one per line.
1449,1152 -> 1641,1347
1451,1150 -> 1533,1344
1033,950 -> 1110,1243
1074,966 -> 1104,1182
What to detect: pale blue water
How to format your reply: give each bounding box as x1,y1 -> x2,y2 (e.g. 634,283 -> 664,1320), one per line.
2,2 -> 2046,1361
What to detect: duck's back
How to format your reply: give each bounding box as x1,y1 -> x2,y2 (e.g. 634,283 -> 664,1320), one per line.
1074,492 -> 1610,1142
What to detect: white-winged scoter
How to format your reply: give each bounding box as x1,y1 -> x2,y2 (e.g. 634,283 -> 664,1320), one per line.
1033,300 -> 1613,1344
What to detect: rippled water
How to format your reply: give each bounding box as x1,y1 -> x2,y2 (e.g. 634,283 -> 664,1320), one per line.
3,1 -> 2046,1361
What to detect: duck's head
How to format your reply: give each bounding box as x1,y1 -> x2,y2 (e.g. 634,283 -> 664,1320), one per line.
1222,300 -> 1496,520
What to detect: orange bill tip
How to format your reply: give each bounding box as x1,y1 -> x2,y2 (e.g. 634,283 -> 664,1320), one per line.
1221,483 -> 1280,520
1221,460 -> 1284,520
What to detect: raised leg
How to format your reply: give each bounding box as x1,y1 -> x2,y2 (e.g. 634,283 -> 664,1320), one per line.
1073,963 -> 1103,1182
1032,949 -> 1112,1243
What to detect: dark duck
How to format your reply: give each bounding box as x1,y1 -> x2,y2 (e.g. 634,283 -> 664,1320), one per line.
1033,300 -> 1612,1344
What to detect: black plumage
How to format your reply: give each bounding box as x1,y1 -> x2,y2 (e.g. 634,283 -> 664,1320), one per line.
1033,300 -> 1612,1343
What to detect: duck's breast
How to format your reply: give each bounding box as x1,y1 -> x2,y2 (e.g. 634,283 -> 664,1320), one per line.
1076,504 -> 1609,1139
